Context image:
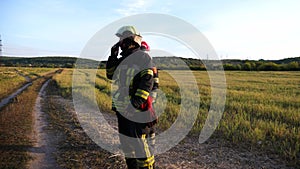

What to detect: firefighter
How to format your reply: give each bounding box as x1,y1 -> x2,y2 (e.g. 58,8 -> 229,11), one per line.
106,26 -> 158,169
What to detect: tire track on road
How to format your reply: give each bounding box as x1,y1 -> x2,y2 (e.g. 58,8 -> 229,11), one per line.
29,79 -> 61,169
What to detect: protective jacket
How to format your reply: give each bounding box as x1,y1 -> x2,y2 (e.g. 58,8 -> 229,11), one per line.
106,47 -> 158,124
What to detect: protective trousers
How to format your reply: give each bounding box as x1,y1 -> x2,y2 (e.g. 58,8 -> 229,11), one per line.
116,112 -> 155,169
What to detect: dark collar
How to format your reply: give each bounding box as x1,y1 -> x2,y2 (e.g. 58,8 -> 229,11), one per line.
120,46 -> 140,57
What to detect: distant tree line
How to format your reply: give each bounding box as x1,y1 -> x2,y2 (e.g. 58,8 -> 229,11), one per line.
0,56 -> 299,71
222,59 -> 300,71
153,57 -> 300,71
0,56 -> 99,68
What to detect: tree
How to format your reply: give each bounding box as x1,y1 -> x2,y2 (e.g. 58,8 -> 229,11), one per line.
258,62 -> 279,71
243,62 -> 252,71
223,63 -> 235,70
287,61 -> 299,71
235,64 -> 242,70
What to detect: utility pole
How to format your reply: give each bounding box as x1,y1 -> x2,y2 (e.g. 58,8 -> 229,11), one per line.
0,34 -> 3,56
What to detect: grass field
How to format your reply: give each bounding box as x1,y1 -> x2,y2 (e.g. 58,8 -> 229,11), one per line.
53,69 -> 299,166
151,70 -> 299,165
217,71 -> 299,164
0,67 -> 58,168
0,67 -> 298,167
0,67 -> 28,100
0,67 -> 56,100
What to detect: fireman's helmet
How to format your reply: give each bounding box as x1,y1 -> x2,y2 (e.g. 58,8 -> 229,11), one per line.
116,26 -> 142,46
115,26 -> 141,39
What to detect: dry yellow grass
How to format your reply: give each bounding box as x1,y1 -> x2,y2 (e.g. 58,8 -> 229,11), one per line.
0,68 -> 57,168
52,69 -> 300,166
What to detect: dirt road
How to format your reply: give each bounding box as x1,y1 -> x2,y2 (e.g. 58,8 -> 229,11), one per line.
29,80 -> 60,169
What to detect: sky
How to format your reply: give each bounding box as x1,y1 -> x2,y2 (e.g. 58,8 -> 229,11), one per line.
1,0 -> 300,60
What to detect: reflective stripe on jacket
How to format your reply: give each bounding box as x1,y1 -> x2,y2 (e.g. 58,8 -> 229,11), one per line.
106,49 -> 159,112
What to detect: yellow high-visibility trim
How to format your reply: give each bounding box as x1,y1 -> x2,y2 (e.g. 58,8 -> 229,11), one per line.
125,69 -> 135,86
137,156 -> 154,164
126,68 -> 135,76
136,158 -> 155,167
136,156 -> 155,167
135,89 -> 149,100
144,155 -> 154,163
140,69 -> 153,77
126,77 -> 131,86
142,134 -> 151,158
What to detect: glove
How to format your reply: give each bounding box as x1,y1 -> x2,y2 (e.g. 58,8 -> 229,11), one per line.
140,96 -> 158,127
110,42 -> 120,58
140,96 -> 153,111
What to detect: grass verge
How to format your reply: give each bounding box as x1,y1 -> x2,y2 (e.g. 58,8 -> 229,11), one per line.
0,69 -> 57,168
43,80 -> 125,168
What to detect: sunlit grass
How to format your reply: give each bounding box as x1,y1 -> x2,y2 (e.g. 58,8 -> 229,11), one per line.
0,68 -> 58,168
0,67 -> 27,100
16,67 -> 55,79
220,71 -> 300,164
53,69 -> 300,166
0,67 -> 57,100
52,69 -> 73,97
